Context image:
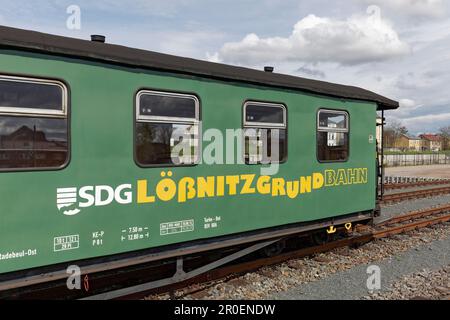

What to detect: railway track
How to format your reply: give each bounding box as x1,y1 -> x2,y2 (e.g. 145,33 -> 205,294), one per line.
382,186 -> 450,204
384,180 -> 450,191
91,204 -> 450,300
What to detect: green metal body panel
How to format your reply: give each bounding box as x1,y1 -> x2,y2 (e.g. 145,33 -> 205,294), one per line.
0,50 -> 377,274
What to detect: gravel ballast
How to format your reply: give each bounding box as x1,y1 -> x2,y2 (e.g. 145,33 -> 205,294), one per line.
169,222 -> 450,300
271,235 -> 450,300
364,266 -> 449,300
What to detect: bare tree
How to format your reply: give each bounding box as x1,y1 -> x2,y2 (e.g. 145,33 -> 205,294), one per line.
439,126 -> 450,150
383,127 -> 395,148
384,120 -> 406,149
399,126 -> 408,135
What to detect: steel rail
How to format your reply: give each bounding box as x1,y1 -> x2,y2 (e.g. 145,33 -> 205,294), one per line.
377,204 -> 450,226
384,180 -> 450,191
382,186 -> 450,204
373,213 -> 450,239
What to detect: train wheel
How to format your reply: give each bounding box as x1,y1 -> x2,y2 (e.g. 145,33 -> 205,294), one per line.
261,240 -> 286,257
311,232 -> 330,246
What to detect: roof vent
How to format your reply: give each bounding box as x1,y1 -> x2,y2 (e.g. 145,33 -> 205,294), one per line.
91,35 -> 106,43
264,66 -> 274,73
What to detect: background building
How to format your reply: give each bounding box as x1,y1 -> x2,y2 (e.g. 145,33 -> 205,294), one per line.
393,134 -> 422,151
419,134 -> 442,152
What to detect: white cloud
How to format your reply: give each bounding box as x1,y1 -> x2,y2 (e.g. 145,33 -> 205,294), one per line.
358,0 -> 446,18
206,52 -> 221,63
395,99 -> 430,118
211,6 -> 410,65
399,98 -> 416,109
401,112 -> 450,129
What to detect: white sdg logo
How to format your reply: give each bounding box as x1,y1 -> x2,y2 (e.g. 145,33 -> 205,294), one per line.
56,184 -> 133,216
57,188 -> 81,216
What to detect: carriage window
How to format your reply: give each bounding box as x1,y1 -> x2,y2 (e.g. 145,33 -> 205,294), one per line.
243,102 -> 287,164
317,110 -> 349,162
135,91 -> 200,166
0,79 -> 64,113
0,76 -> 68,171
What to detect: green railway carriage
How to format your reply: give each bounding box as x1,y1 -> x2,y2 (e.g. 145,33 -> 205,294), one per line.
0,26 -> 398,283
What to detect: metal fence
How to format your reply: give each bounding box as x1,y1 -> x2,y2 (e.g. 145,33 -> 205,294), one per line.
384,153 -> 450,167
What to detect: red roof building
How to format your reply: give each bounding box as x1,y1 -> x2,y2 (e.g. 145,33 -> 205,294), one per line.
419,134 -> 442,151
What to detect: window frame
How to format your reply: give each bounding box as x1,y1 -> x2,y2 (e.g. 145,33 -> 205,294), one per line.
0,73 -> 70,173
316,108 -> 350,163
242,100 -> 288,165
243,101 -> 287,129
0,75 -> 68,118
134,89 -> 201,168
136,90 -> 200,124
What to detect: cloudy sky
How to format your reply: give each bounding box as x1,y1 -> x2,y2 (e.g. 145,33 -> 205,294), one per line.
1,0 -> 449,134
